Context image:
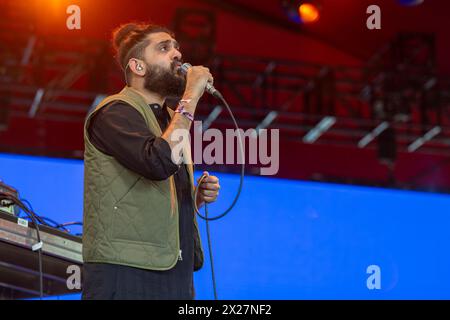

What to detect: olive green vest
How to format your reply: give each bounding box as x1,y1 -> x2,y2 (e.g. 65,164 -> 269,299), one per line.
82,86 -> 204,271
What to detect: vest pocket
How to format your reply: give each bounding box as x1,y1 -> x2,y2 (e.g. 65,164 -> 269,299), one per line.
110,178 -> 170,247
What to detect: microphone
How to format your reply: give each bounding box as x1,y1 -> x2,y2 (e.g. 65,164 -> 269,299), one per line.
180,63 -> 222,99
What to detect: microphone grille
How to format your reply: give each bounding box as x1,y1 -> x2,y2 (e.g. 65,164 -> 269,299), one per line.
180,63 -> 192,75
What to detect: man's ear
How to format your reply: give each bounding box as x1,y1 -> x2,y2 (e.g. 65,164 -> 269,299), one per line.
128,58 -> 145,76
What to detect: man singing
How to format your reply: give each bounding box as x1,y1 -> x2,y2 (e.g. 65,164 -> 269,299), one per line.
82,22 -> 220,300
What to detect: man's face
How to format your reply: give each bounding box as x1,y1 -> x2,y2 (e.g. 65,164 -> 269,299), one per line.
141,32 -> 186,99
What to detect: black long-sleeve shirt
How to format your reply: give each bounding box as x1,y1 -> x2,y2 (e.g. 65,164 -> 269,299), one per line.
82,101 -> 195,300
88,102 -> 180,180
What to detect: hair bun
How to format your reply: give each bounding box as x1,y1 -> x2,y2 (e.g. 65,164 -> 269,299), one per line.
112,23 -> 139,50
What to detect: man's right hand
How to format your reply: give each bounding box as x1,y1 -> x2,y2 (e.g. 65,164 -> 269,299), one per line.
162,66 -> 213,152
182,66 -> 213,112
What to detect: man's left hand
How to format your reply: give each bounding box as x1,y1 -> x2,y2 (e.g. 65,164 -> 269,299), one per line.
196,171 -> 220,207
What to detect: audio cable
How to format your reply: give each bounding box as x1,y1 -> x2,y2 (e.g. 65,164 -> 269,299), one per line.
193,92 -> 245,300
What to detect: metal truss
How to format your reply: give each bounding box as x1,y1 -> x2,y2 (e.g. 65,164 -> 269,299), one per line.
0,0 -> 449,158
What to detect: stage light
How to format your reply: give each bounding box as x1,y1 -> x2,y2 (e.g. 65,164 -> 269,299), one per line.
298,3 -> 320,23
281,1 -> 321,24
358,121 -> 389,148
29,88 -> 44,118
303,116 -> 336,144
407,126 -> 441,152
253,111 -> 278,138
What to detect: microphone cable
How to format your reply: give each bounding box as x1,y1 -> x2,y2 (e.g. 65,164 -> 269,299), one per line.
193,92 -> 245,300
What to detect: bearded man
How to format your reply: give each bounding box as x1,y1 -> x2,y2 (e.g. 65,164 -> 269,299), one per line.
81,22 -> 220,300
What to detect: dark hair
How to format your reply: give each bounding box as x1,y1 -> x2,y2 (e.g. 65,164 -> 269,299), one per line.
112,22 -> 174,72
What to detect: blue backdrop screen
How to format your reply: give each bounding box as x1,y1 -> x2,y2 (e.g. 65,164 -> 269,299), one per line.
1,153 -> 450,299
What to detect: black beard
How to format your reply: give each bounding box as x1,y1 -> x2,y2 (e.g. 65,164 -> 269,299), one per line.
143,62 -> 186,99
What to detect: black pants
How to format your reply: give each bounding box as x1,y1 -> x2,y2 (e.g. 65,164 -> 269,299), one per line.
82,262 -> 194,300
